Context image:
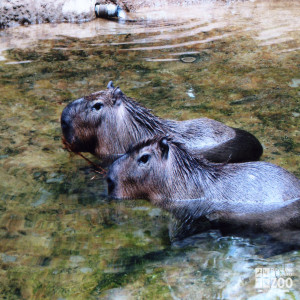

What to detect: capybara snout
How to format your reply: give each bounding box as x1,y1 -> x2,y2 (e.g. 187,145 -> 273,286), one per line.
61,105 -> 74,145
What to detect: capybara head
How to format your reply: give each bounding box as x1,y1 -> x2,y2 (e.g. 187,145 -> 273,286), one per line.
61,81 -> 123,155
106,136 -> 215,204
61,81 -> 166,158
107,136 -> 170,202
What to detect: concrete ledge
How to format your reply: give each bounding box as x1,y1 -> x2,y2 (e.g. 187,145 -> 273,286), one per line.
1,0 -> 230,28
1,0 -> 98,28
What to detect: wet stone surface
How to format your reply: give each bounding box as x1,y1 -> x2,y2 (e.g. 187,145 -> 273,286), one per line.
0,0 -> 299,298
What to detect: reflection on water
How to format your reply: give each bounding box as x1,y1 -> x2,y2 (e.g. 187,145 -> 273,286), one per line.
0,0 -> 299,298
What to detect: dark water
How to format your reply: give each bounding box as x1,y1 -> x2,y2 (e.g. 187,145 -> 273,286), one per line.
0,1 -> 299,298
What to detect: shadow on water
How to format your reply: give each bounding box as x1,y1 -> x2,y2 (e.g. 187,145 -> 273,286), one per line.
0,0 -> 300,298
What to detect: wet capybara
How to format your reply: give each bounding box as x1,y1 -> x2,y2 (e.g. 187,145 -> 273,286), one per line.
107,136 -> 300,243
61,81 -> 263,163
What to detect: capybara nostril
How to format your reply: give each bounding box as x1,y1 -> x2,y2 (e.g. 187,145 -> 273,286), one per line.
61,117 -> 72,143
106,176 -> 115,195
61,108 -> 70,129
61,118 -> 69,131
61,107 -> 75,144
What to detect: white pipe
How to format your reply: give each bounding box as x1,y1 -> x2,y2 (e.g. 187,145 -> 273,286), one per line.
95,4 -> 126,19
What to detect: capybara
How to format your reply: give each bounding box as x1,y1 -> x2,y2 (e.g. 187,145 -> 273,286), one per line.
107,136 -> 300,243
61,81 -> 263,163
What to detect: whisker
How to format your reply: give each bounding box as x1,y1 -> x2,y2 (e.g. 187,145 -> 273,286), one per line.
61,136 -> 107,176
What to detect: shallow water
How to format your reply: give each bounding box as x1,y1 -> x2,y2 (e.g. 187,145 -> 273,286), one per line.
0,0 -> 300,298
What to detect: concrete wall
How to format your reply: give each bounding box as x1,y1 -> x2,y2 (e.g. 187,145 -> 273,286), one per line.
1,0 -> 97,28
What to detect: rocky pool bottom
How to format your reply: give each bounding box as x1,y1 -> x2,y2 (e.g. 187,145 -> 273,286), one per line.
0,1 -> 300,298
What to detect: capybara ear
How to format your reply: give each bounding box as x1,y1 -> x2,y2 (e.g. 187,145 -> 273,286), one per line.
107,81 -> 115,89
113,87 -> 123,97
113,87 -> 123,105
159,137 -> 169,159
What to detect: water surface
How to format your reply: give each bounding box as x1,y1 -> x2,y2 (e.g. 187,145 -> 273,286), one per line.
0,0 -> 299,298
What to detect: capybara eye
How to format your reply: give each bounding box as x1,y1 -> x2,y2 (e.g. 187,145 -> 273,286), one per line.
92,102 -> 103,111
138,154 -> 150,164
